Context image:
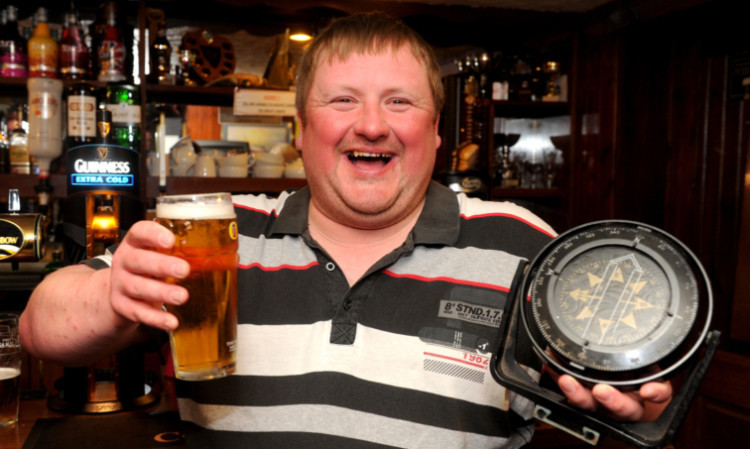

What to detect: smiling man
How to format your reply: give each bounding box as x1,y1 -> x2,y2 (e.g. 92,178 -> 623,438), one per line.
20,12 -> 670,448
296,23 -> 443,284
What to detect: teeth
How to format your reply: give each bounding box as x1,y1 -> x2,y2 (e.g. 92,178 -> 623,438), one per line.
350,151 -> 390,158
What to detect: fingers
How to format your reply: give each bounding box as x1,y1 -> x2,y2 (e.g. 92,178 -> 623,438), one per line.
116,296 -> 180,331
640,381 -> 672,403
557,374 -> 673,422
558,375 -> 598,412
591,384 -> 644,421
122,220 -> 176,250
108,220 -> 190,331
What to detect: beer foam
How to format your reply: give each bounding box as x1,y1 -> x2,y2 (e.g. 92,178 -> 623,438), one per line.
156,198 -> 235,220
0,367 -> 20,381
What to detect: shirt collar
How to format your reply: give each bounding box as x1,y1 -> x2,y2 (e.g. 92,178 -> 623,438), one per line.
269,182 -> 460,246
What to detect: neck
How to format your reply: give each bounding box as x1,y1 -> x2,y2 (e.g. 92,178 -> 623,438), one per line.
308,200 -> 424,285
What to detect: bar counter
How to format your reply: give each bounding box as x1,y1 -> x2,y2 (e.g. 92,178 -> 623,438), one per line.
2,394 -> 635,448
0,381 -> 183,449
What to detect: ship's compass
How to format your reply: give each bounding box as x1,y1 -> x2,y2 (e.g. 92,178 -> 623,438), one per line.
491,220 -> 719,449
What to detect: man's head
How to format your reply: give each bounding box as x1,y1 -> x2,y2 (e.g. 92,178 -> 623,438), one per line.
295,12 -> 443,232
295,12 -> 445,124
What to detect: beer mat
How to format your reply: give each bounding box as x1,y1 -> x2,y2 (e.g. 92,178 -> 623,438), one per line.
22,411 -> 185,449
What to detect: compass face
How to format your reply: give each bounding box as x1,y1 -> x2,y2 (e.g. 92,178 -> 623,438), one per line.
554,247 -> 675,348
521,221 -> 712,386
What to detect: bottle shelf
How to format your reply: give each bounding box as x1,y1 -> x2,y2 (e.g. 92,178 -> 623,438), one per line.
491,100 -> 570,118
144,176 -> 307,197
490,187 -> 566,199
0,173 -> 306,201
144,83 -> 236,107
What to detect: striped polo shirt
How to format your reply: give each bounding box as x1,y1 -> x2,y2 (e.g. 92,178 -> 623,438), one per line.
173,182 -> 556,448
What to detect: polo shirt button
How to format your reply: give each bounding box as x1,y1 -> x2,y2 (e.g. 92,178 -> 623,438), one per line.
325,262 -> 336,271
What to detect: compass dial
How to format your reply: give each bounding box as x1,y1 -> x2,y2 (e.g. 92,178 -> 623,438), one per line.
554,247 -> 674,348
521,221 -> 712,386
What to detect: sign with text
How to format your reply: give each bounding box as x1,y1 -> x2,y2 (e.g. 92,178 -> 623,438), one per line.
66,143 -> 140,196
234,89 -> 296,117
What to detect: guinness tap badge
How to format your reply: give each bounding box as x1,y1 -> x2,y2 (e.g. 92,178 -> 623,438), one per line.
97,120 -> 111,140
97,146 -> 109,161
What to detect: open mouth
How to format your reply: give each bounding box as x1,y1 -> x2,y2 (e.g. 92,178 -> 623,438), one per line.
346,151 -> 393,166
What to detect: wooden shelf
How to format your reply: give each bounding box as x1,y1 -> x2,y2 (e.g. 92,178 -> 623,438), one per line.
491,187 -> 566,199
0,174 -> 66,201
491,100 -> 570,118
145,176 -> 306,197
0,173 -> 306,201
0,77 -> 112,96
144,83 -> 236,107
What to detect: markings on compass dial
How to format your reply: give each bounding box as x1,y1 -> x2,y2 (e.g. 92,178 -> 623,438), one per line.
555,247 -> 670,347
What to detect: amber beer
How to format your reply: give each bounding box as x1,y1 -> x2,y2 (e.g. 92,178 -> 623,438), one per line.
0,314 -> 21,427
0,359 -> 20,427
156,193 -> 238,380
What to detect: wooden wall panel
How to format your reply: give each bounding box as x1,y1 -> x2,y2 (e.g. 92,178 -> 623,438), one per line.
730,131 -> 750,341
575,0 -> 747,341
570,31 -> 619,225
571,2 -> 750,448
616,23 -> 673,227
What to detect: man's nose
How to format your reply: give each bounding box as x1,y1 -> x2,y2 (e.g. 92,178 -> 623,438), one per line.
353,101 -> 389,140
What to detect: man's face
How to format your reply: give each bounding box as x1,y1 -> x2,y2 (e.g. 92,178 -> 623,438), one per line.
297,45 -> 442,230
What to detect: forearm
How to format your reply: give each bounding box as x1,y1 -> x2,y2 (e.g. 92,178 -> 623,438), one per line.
19,264 -> 146,366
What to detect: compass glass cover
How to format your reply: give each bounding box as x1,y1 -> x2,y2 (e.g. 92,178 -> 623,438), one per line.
521,221 -> 711,385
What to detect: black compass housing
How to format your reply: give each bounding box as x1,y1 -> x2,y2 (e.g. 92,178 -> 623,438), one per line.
491,220 -> 720,449
521,220 -> 712,387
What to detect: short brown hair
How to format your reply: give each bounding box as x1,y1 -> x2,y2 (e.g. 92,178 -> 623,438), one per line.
295,12 -> 445,124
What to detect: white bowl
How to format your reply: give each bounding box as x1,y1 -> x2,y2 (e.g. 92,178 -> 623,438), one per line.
254,152 -> 284,166
172,164 -> 194,177
218,153 -> 252,167
284,161 -> 306,179
253,164 -> 284,178
219,165 -> 249,178
171,137 -> 197,166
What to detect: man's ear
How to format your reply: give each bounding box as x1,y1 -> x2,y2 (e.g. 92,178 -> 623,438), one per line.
434,114 -> 442,150
295,113 -> 304,151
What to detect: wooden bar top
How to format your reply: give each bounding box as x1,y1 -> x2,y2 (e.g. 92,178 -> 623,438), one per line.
0,399 -> 66,449
0,379 -> 179,449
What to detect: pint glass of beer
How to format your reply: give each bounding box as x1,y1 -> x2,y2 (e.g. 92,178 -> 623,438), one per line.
156,193 -> 238,381
0,314 -> 21,428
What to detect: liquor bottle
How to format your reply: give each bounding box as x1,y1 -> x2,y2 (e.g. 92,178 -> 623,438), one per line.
34,176 -> 52,218
27,77 -> 63,178
148,20 -> 172,84
0,112 -> 9,173
60,10 -> 90,80
97,5 -> 126,82
27,7 -> 58,78
65,82 -> 99,149
106,83 -> 141,150
0,5 -> 28,78
9,105 -> 30,174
